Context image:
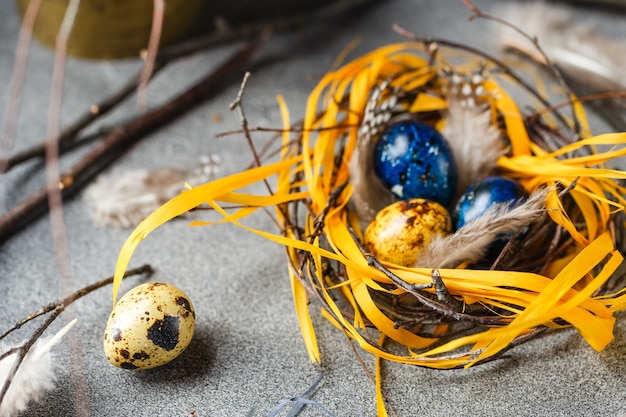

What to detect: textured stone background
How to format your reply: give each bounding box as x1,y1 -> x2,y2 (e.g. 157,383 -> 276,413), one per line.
1,1 -> 626,416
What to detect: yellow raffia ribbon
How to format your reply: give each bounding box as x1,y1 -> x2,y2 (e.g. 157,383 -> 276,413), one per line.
111,42 -> 626,412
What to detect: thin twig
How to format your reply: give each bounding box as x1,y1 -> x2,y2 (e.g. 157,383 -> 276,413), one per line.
0,34 -> 270,243
293,183 -> 351,319
46,0 -> 80,293
525,91 -> 626,121
229,71 -> 264,170
0,0 -> 42,173
1,0 -> 376,173
0,264 -> 154,341
0,263 -> 153,406
45,2 -> 87,413
215,122 -> 358,139
446,327 -> 551,369
0,307 -> 64,405
349,228 -> 508,326
430,269 -> 465,311
137,0 -> 165,111
285,373 -> 325,417
227,70 -> 300,230
462,0 -> 581,138
229,71 -> 277,199
391,24 -> 576,138
0,60 -> 170,173
155,0 -> 379,63
5,126 -> 114,168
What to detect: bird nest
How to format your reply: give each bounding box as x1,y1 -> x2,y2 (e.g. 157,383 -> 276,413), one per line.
269,38 -> 626,369
112,37 -> 626,375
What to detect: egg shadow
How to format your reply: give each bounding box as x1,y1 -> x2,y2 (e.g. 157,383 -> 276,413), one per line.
131,324 -> 214,383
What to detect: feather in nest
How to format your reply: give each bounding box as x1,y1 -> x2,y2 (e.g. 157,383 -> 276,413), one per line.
350,70 -> 508,226
348,71 -> 545,269
348,61 -> 540,268
496,1 -> 626,131
414,187 -> 548,268
349,80 -> 400,226
439,69 -> 509,199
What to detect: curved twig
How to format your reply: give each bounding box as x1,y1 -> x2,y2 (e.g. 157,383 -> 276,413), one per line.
0,263 -> 153,406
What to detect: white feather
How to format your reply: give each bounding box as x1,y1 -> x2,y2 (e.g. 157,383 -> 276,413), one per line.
0,319 -> 77,417
84,154 -> 221,228
414,188 -> 548,268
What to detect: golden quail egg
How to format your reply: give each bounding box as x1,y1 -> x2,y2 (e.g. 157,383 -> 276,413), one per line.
364,198 -> 452,266
103,282 -> 195,370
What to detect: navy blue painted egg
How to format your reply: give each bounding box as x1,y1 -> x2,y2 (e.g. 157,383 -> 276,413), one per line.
454,176 -> 526,230
373,121 -> 457,206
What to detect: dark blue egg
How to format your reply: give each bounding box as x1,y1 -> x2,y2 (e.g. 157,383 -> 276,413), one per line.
373,121 -> 457,206
454,176 -> 526,230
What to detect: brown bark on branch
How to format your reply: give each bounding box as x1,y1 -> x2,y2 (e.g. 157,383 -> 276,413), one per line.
0,34 -> 269,243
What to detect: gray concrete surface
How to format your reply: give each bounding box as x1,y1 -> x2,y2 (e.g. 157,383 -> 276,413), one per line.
1,0 -> 626,416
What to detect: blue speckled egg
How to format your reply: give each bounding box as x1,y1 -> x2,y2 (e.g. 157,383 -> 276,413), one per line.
373,121 -> 457,206
454,176 -> 526,230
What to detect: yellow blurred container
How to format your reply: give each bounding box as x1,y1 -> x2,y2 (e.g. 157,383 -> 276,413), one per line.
16,0 -> 203,59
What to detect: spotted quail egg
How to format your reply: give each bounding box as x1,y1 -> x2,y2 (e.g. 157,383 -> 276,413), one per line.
103,282 -> 195,370
364,198 -> 452,266
373,120 -> 457,206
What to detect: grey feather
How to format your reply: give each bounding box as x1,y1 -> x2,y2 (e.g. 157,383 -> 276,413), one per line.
442,97 -> 508,199
348,131 -> 396,227
414,187 -> 549,269
84,154 -> 220,228
349,80 -> 404,227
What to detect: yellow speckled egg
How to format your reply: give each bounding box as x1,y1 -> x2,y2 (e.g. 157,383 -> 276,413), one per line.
364,199 -> 452,266
103,282 -> 195,370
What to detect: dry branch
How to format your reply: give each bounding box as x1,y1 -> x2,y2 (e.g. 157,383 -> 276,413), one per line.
0,34 -> 269,243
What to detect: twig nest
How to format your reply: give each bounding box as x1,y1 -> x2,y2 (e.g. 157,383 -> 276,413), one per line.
373,121 -> 457,206
364,198 -> 452,266
103,282 -> 195,370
